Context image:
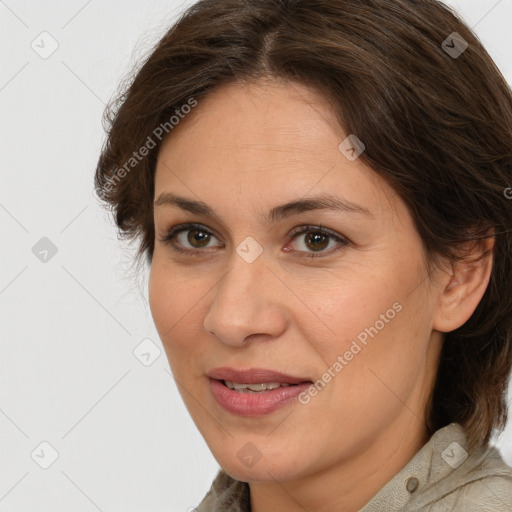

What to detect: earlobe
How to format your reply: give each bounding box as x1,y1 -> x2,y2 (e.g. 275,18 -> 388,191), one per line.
433,234 -> 494,333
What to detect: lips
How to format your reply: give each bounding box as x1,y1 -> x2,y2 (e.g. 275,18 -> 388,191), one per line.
207,367 -> 314,416
207,367 -> 313,385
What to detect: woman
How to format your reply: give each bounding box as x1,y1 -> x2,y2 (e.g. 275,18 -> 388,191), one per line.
94,0 -> 512,510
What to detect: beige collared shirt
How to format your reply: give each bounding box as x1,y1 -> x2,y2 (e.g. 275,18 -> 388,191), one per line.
195,423 -> 512,511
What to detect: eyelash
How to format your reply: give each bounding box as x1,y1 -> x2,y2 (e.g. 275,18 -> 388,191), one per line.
157,222 -> 349,259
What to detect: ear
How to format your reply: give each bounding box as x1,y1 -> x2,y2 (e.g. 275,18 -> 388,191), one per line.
432,231 -> 495,333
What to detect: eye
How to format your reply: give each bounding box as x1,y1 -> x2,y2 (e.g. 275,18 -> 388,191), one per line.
159,223 -> 222,255
287,224 -> 349,258
157,222 -> 349,258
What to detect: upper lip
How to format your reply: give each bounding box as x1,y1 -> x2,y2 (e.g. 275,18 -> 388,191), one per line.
207,367 -> 313,385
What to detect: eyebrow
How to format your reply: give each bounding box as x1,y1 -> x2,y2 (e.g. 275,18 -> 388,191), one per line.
153,192 -> 373,223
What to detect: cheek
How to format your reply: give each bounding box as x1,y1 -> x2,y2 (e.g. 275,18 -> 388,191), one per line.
148,263 -> 205,362
298,265 -> 404,354
304,259 -> 428,395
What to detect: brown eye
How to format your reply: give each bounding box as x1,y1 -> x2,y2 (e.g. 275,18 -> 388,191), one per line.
159,223 -> 222,253
288,225 -> 349,259
303,232 -> 330,252
186,228 -> 211,248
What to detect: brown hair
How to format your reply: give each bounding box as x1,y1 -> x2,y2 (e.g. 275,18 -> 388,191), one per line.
94,0 -> 512,452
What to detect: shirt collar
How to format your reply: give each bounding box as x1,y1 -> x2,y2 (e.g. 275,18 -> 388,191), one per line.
360,422 -> 507,511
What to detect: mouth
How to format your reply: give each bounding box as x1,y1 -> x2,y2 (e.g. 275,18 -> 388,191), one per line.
207,367 -> 314,416
222,380 -> 294,392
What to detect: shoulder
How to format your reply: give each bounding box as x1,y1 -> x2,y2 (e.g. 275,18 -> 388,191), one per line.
420,445 -> 512,512
423,475 -> 512,511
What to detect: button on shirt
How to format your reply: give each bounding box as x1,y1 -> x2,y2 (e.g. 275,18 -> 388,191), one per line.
195,423 -> 512,511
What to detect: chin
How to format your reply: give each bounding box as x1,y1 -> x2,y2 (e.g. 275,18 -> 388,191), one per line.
224,463 -> 293,483
213,447 -> 306,483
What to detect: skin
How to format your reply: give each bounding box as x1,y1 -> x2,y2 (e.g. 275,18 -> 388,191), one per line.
148,79 -> 494,512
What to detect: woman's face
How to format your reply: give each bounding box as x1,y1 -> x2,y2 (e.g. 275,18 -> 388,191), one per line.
149,80 -> 446,483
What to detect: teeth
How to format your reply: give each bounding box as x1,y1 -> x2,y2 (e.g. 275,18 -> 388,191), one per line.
224,381 -> 291,392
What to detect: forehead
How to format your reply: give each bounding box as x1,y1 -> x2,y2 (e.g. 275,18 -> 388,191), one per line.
159,79 -> 344,159
154,80 -> 398,220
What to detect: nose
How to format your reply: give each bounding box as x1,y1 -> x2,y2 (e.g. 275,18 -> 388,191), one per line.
203,248 -> 288,347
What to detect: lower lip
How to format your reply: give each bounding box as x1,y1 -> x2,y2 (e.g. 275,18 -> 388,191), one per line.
209,378 -> 313,416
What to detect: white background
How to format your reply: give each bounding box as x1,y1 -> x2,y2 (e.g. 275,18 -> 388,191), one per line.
1,1 -> 511,511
